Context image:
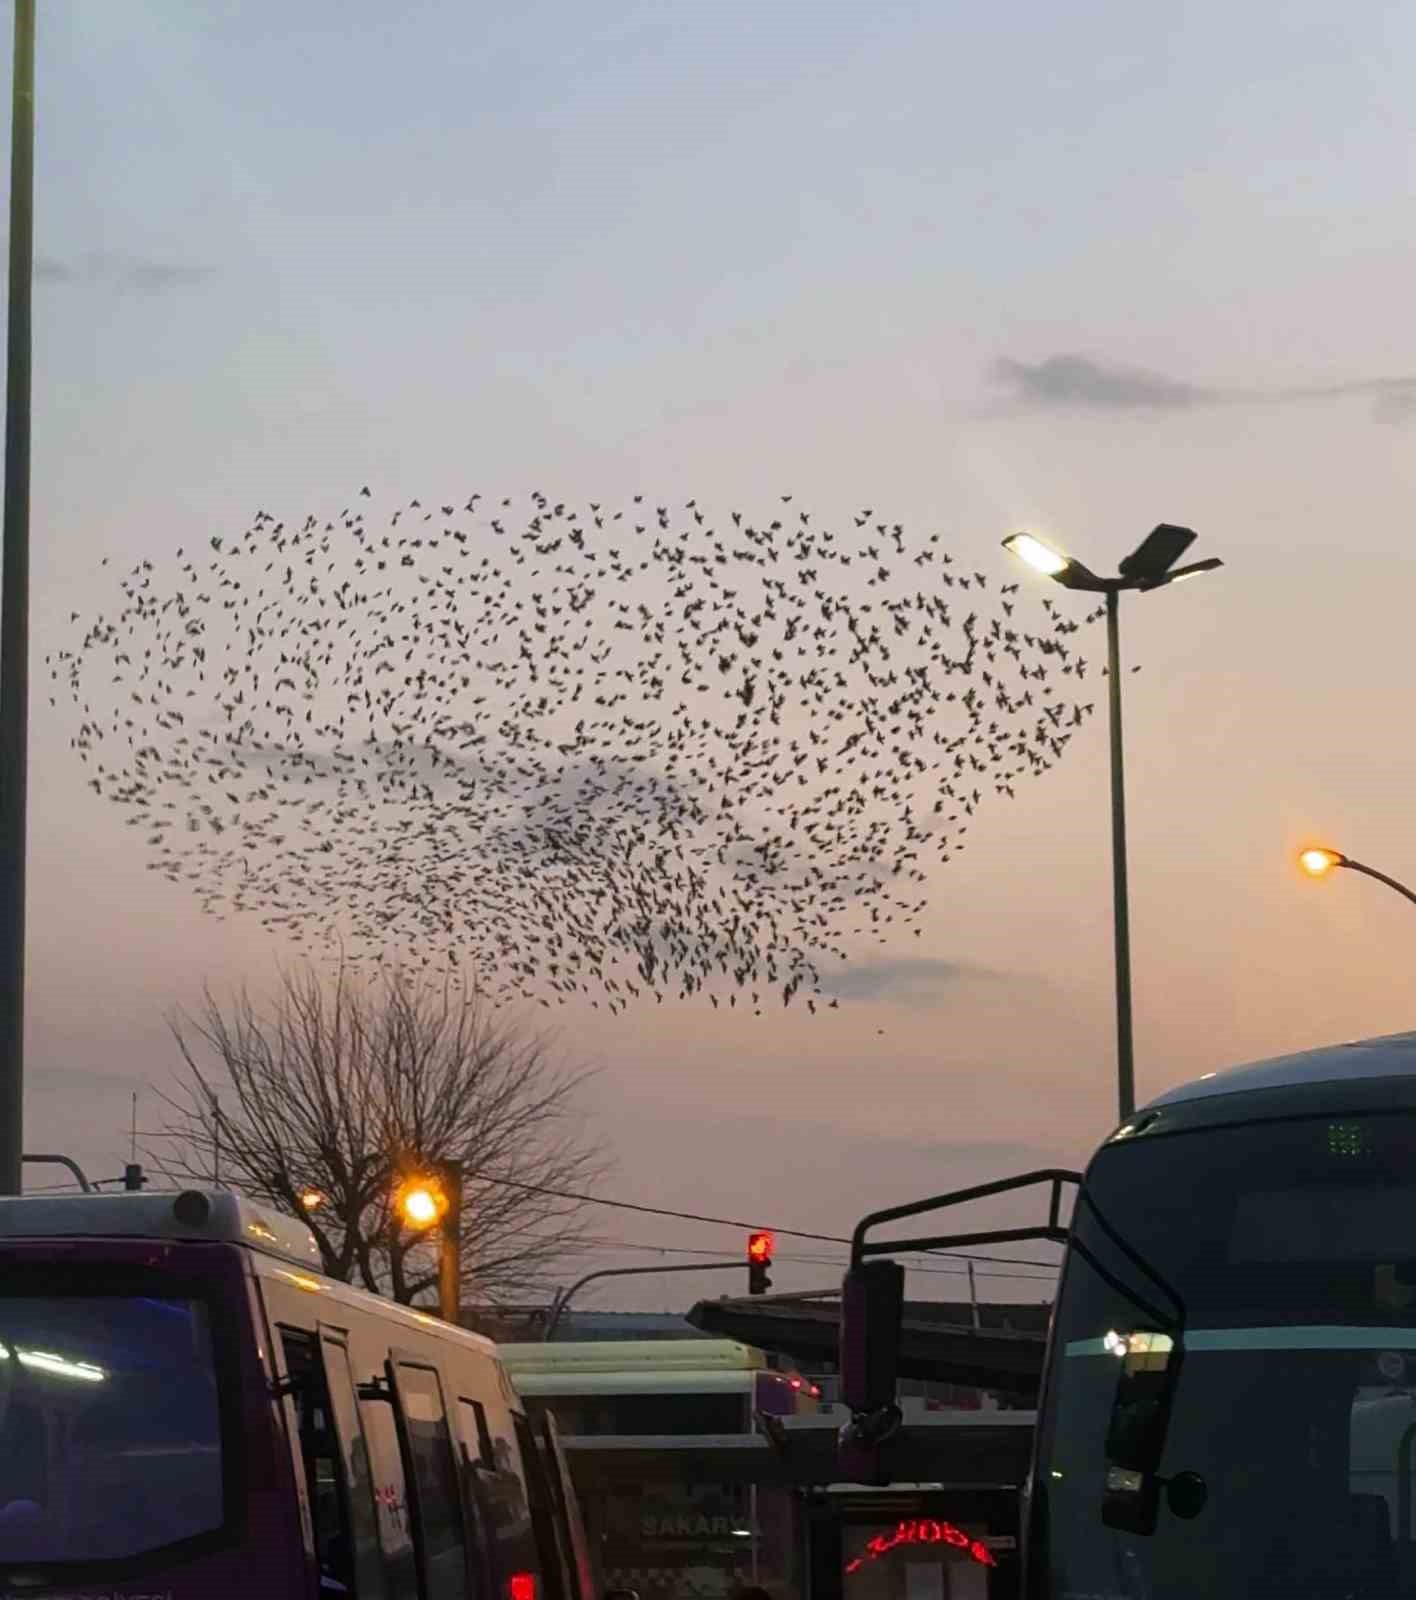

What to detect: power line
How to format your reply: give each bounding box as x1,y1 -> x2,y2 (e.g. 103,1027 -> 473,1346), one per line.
116,1132 -> 1070,1272
452,1164 -> 1064,1273
574,1233 -> 1058,1283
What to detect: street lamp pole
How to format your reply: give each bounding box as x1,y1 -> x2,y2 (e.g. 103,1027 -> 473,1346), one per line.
1104,588 -> 1135,1123
1003,527 -> 1223,1123
0,0 -> 36,1198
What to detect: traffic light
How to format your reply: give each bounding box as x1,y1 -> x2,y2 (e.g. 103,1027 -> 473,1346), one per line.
748,1230 -> 774,1295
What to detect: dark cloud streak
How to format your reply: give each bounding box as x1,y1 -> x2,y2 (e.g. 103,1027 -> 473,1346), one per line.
817,956 -> 990,1005
34,250 -> 213,293
992,352 -> 1416,425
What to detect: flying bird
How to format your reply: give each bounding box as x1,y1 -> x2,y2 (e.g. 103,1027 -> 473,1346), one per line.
51,493 -> 1099,1015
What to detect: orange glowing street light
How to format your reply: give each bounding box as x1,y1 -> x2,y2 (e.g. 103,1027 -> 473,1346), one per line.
1297,847 -> 1416,909
394,1163 -> 464,1324
298,1188 -> 325,1212
397,1180 -> 445,1229
1299,848 -> 1343,879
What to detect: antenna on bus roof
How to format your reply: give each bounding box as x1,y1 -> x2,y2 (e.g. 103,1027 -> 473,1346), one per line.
130,1090 -> 137,1165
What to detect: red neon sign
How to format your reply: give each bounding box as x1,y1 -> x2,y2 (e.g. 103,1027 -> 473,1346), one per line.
844,1518 -> 997,1575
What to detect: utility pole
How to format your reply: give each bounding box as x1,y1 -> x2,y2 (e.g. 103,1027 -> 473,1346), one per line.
0,0 -> 36,1197
438,1159 -> 464,1325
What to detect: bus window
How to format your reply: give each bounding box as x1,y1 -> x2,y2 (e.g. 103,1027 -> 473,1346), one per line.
0,1291 -> 224,1563
320,1328 -> 390,1600
460,1397 -> 496,1468
279,1328 -> 358,1595
392,1356 -> 472,1600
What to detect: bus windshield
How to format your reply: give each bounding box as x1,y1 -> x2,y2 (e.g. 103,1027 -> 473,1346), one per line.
0,1291 -> 224,1563
1036,1110 -> 1416,1600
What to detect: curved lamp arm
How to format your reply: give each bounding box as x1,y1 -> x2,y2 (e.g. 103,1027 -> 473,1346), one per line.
1338,856 -> 1416,910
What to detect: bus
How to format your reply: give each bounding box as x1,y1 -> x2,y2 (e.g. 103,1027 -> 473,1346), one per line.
841,1029 -> 1416,1600
502,1338 -> 819,1600
0,1185 -> 600,1600
1022,1029 -> 1416,1600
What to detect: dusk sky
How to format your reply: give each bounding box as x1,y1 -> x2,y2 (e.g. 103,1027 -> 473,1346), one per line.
9,0 -> 1416,1311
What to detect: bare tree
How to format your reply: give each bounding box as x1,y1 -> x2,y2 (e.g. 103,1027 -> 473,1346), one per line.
151,960 -> 609,1308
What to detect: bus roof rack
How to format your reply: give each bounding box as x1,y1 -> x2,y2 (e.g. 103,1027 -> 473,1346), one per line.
0,1186 -> 323,1272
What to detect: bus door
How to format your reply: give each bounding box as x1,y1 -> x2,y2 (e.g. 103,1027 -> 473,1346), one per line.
388,1347 -> 475,1600
536,1410 -> 596,1600
276,1322 -> 394,1599
318,1324 -> 391,1600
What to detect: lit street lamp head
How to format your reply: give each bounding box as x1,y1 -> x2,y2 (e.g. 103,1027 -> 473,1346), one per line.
1003,525 -> 1220,595
1002,532 -> 1107,591
1299,848 -> 1346,878
1002,532 -> 1070,577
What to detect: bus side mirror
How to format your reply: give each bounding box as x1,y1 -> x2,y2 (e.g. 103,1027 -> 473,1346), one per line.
1101,1331 -> 1184,1535
839,1259 -> 905,1413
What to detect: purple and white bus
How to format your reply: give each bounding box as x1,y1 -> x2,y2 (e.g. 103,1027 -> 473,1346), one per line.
0,1186 -> 597,1600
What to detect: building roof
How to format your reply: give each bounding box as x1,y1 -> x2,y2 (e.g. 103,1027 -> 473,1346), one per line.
1142,1030 -> 1416,1111
461,1307 -> 704,1342
501,1338 -> 764,1373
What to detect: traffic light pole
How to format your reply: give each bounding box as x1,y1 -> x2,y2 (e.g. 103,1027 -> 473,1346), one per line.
438,1160 -> 463,1325
542,1260 -> 746,1341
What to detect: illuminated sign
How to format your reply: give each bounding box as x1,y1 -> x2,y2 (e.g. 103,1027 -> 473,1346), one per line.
844,1518 -> 997,1575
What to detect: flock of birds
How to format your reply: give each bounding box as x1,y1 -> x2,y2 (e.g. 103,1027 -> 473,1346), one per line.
51,492 -> 1101,1015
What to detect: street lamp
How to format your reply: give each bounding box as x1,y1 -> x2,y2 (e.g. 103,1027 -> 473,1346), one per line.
396,1162 -> 464,1324
1298,847 -> 1416,910
1003,525 -> 1224,1122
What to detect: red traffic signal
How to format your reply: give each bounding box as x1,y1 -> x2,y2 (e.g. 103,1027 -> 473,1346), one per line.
748,1230 -> 774,1295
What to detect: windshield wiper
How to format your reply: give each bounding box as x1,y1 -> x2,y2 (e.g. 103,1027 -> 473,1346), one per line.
1070,1189 -> 1187,1334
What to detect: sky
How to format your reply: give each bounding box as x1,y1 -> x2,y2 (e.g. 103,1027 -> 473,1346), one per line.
6,0 -> 1416,1314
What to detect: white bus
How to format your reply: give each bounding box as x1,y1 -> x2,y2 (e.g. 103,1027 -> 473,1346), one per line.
0,1186 -> 599,1600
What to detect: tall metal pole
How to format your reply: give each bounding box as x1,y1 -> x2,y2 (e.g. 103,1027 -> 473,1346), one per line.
438,1160 -> 464,1325
1105,588 -> 1135,1121
0,0 -> 35,1198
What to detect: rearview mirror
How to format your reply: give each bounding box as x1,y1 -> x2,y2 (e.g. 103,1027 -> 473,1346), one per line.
1101,1330 -> 1184,1535
839,1259 -> 904,1413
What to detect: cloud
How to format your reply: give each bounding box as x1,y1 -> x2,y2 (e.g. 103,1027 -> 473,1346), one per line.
993,354 -> 1216,412
816,955 -> 992,1005
34,250 -> 213,293
991,352 -> 1416,425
